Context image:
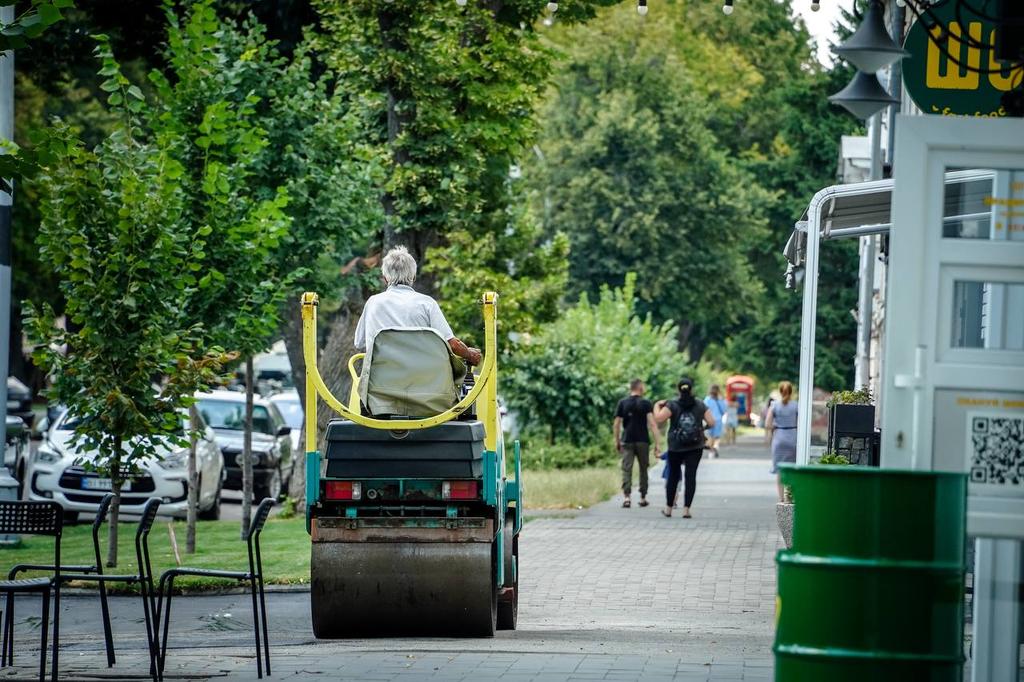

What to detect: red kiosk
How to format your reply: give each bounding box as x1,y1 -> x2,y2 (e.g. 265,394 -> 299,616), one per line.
725,375 -> 755,425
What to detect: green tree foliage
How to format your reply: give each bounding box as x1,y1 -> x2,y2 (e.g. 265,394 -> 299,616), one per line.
530,1 -> 860,390
677,0 -> 862,389
0,0 -> 77,191
529,5 -> 773,358
427,198 -> 570,351
0,0 -> 75,51
150,1 -> 292,357
147,0 -> 298,540
506,274 -> 706,460
312,0 -> 615,347
24,39 -> 223,566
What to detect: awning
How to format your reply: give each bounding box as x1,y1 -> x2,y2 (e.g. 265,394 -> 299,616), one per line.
784,169 -> 995,276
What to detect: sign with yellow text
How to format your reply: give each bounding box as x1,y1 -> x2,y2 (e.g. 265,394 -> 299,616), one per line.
903,0 -> 1023,118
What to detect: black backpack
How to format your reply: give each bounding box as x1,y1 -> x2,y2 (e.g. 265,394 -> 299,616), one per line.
668,401 -> 702,450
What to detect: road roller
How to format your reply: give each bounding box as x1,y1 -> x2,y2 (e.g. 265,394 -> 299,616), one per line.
300,291 -> 522,637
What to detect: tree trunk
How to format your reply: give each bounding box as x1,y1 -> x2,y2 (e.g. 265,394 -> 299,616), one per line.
375,6 -> 440,297
286,423 -> 306,512
241,355 -> 254,539
282,302 -> 306,406
282,299 -> 310,512
105,436 -> 121,568
185,404 -> 199,554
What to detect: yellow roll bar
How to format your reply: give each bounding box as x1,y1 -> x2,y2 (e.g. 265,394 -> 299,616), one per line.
302,291 -> 500,452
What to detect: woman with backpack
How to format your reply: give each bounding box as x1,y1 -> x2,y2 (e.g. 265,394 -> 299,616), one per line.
653,377 -> 716,519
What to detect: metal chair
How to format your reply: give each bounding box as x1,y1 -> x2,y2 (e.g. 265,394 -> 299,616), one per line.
5,493 -> 116,667
0,501 -> 63,682
57,498 -> 163,682
158,499 -> 274,680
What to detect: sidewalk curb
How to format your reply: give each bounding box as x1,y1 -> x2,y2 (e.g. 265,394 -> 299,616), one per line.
60,583 -> 312,597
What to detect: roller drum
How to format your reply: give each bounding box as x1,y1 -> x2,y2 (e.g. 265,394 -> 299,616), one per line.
311,541 -> 496,637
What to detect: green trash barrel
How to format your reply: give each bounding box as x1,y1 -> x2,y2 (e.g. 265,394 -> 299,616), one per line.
774,465 -> 967,682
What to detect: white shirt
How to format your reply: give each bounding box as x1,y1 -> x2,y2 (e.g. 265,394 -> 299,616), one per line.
353,285 -> 455,351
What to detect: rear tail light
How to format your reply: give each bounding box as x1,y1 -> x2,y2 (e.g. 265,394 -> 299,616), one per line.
325,481 -> 361,501
442,480 -> 478,500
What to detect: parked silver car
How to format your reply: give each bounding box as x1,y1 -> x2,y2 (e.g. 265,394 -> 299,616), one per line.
26,410 -> 225,522
195,390 -> 292,501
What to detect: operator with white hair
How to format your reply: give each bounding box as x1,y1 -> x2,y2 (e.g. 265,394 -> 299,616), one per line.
354,246 -> 482,367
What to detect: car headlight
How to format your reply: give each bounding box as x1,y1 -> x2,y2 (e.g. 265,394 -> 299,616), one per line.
161,450 -> 188,470
35,445 -> 61,464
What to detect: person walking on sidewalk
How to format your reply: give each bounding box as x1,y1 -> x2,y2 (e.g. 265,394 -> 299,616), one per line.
766,381 -> 798,501
703,384 -> 728,457
724,399 -> 739,445
613,378 -> 661,508
653,377 -> 715,519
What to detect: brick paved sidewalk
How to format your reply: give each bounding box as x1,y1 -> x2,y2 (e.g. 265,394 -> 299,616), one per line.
1,438 -> 783,681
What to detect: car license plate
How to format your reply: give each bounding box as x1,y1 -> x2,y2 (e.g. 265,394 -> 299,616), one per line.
82,478 -> 131,492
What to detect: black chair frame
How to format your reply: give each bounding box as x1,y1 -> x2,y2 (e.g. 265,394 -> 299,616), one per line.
57,498 -> 164,682
0,501 -> 63,682
158,499 -> 274,680
5,493 -> 116,667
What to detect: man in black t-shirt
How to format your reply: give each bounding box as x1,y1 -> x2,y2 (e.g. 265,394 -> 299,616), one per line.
613,378 -> 662,508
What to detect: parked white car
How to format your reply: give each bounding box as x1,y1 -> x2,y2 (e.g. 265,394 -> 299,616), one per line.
26,410 -> 224,523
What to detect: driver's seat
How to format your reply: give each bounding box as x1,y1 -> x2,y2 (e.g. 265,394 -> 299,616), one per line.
358,328 -> 462,417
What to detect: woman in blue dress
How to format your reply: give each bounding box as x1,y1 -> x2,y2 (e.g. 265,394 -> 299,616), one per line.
703,384 -> 727,458
766,381 -> 798,502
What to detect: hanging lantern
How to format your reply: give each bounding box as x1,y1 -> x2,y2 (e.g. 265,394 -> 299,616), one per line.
833,0 -> 908,73
828,71 -> 899,119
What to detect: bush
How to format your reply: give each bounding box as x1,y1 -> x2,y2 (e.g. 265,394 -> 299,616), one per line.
505,274 -> 710,457
519,428 -> 617,470
817,452 -> 851,465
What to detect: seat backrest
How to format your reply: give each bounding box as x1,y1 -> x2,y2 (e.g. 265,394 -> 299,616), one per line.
246,498 -> 274,578
93,493 -> 114,533
0,500 -> 62,537
359,328 -> 459,417
247,498 -> 274,541
91,493 -> 114,571
134,498 -> 162,592
136,497 -> 162,539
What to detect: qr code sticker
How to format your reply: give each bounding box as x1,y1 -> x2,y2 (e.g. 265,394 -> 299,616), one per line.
969,415 -> 1024,486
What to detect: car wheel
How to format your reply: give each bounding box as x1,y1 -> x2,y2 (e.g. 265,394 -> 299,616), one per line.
255,467 -> 282,502
199,481 -> 222,521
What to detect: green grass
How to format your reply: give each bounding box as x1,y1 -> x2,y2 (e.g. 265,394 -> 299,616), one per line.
521,466 -> 619,509
0,517 -> 310,592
